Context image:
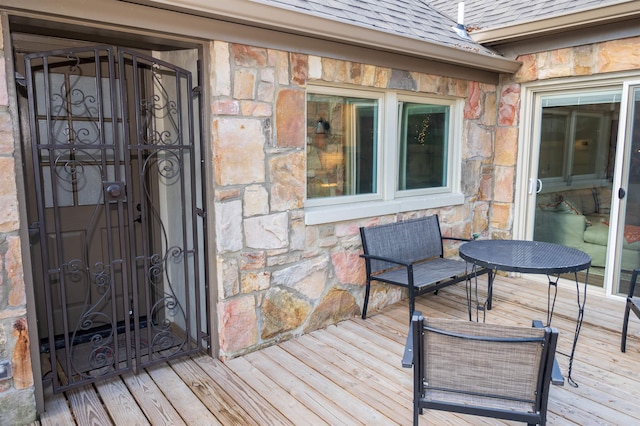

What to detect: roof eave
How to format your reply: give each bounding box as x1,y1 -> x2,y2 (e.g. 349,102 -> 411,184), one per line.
470,1 -> 640,45
127,0 -> 522,73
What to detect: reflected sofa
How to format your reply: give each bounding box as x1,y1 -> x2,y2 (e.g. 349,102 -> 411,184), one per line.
534,186 -> 640,271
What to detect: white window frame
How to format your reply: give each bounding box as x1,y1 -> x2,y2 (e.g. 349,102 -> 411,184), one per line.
304,85 -> 463,225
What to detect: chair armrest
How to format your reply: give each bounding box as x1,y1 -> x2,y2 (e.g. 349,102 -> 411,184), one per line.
359,253 -> 412,267
402,321 -> 414,368
532,319 -> 564,386
402,311 -> 423,368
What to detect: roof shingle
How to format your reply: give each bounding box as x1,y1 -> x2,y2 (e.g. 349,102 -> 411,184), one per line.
427,0 -> 630,30
255,0 -> 502,56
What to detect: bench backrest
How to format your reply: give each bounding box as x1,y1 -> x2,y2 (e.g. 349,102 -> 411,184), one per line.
360,215 -> 444,274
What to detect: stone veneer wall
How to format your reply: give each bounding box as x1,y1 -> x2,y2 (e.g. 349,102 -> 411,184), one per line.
0,19 -> 37,424
211,41 -> 500,359
490,35 -> 640,242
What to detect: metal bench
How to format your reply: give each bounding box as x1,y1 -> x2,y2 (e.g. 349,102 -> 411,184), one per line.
359,215 -> 491,319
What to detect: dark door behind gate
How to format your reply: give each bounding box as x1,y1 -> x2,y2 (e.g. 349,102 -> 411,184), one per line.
23,45 -> 208,392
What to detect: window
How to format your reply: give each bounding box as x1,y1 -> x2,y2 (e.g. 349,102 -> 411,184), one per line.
305,86 -> 462,224
397,102 -> 449,191
538,90 -> 621,186
306,92 -> 379,199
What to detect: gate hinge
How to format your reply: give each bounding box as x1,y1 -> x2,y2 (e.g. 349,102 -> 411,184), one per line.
196,208 -> 206,218
192,86 -> 202,98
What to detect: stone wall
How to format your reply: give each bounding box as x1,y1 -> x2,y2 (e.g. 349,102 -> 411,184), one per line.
212,41 -> 499,359
0,19 -> 37,424
489,35 -> 640,239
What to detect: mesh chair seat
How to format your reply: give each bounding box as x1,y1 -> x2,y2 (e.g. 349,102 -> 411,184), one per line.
374,257 -> 468,288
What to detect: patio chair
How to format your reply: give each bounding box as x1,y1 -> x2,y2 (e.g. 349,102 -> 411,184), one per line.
621,268 -> 640,352
403,312 -> 558,426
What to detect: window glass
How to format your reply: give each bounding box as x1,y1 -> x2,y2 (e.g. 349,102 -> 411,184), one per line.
306,93 -> 378,199
538,91 -> 620,184
398,102 -> 449,191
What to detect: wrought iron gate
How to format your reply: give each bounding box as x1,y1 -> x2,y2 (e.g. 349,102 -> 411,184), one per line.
24,45 -> 208,392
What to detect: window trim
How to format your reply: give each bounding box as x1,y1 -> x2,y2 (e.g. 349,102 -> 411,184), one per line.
304,84 -> 464,225
394,93 -> 460,198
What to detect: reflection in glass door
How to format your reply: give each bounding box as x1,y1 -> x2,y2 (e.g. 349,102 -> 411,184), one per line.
614,84 -> 640,296
532,90 -> 620,287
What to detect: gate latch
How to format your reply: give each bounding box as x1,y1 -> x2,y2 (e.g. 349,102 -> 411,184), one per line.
103,182 -> 127,202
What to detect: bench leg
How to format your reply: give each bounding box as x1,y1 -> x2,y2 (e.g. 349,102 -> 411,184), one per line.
487,270 -> 495,310
362,280 -> 371,319
621,301 -> 631,352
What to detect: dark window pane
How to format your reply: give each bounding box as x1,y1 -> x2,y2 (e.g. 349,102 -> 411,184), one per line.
398,103 -> 448,190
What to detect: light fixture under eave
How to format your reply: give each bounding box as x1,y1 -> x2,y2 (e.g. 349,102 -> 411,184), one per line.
316,118 -> 330,134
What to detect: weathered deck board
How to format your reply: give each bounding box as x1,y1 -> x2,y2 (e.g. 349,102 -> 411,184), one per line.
65,385 -> 112,425
36,274 -> 640,425
145,364 -> 220,425
94,376 -> 150,425
168,357 -> 256,425
121,369 -> 187,426
193,354 -> 294,425
39,384 -> 75,426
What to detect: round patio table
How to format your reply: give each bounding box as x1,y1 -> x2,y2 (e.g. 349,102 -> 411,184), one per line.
459,239 -> 591,387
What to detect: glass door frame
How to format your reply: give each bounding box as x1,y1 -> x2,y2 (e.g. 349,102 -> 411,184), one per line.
610,80 -> 640,296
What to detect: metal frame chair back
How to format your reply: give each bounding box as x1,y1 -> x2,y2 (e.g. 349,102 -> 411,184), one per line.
621,268 -> 640,352
407,313 -> 558,425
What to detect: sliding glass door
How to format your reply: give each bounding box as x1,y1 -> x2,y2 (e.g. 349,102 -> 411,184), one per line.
531,89 -> 620,287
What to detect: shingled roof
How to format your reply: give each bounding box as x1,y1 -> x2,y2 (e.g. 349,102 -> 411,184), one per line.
256,0 -> 498,56
427,0 -> 630,30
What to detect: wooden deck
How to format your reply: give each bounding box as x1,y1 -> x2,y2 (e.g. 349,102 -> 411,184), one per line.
37,274 -> 640,425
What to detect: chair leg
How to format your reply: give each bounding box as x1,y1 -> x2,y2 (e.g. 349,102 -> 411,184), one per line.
487,271 -> 494,310
361,281 -> 371,319
621,303 -> 631,353
409,295 -> 415,322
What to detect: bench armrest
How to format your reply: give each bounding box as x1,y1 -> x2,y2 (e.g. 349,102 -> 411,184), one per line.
359,253 -> 412,267
442,236 -> 472,242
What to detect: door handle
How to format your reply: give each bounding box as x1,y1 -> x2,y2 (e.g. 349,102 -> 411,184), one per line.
529,178 -> 543,194
103,181 -> 126,202
28,222 -> 40,239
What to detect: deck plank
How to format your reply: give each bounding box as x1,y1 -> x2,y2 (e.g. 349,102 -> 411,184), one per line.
168,357 -> 257,425
39,385 -> 75,426
260,344 -> 396,425
66,385 -> 112,426
121,369 -> 187,426
193,354 -> 294,425
95,376 -> 150,425
224,355 -> 329,426
280,335 -> 414,425
145,363 -> 221,425
242,348 -> 360,425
